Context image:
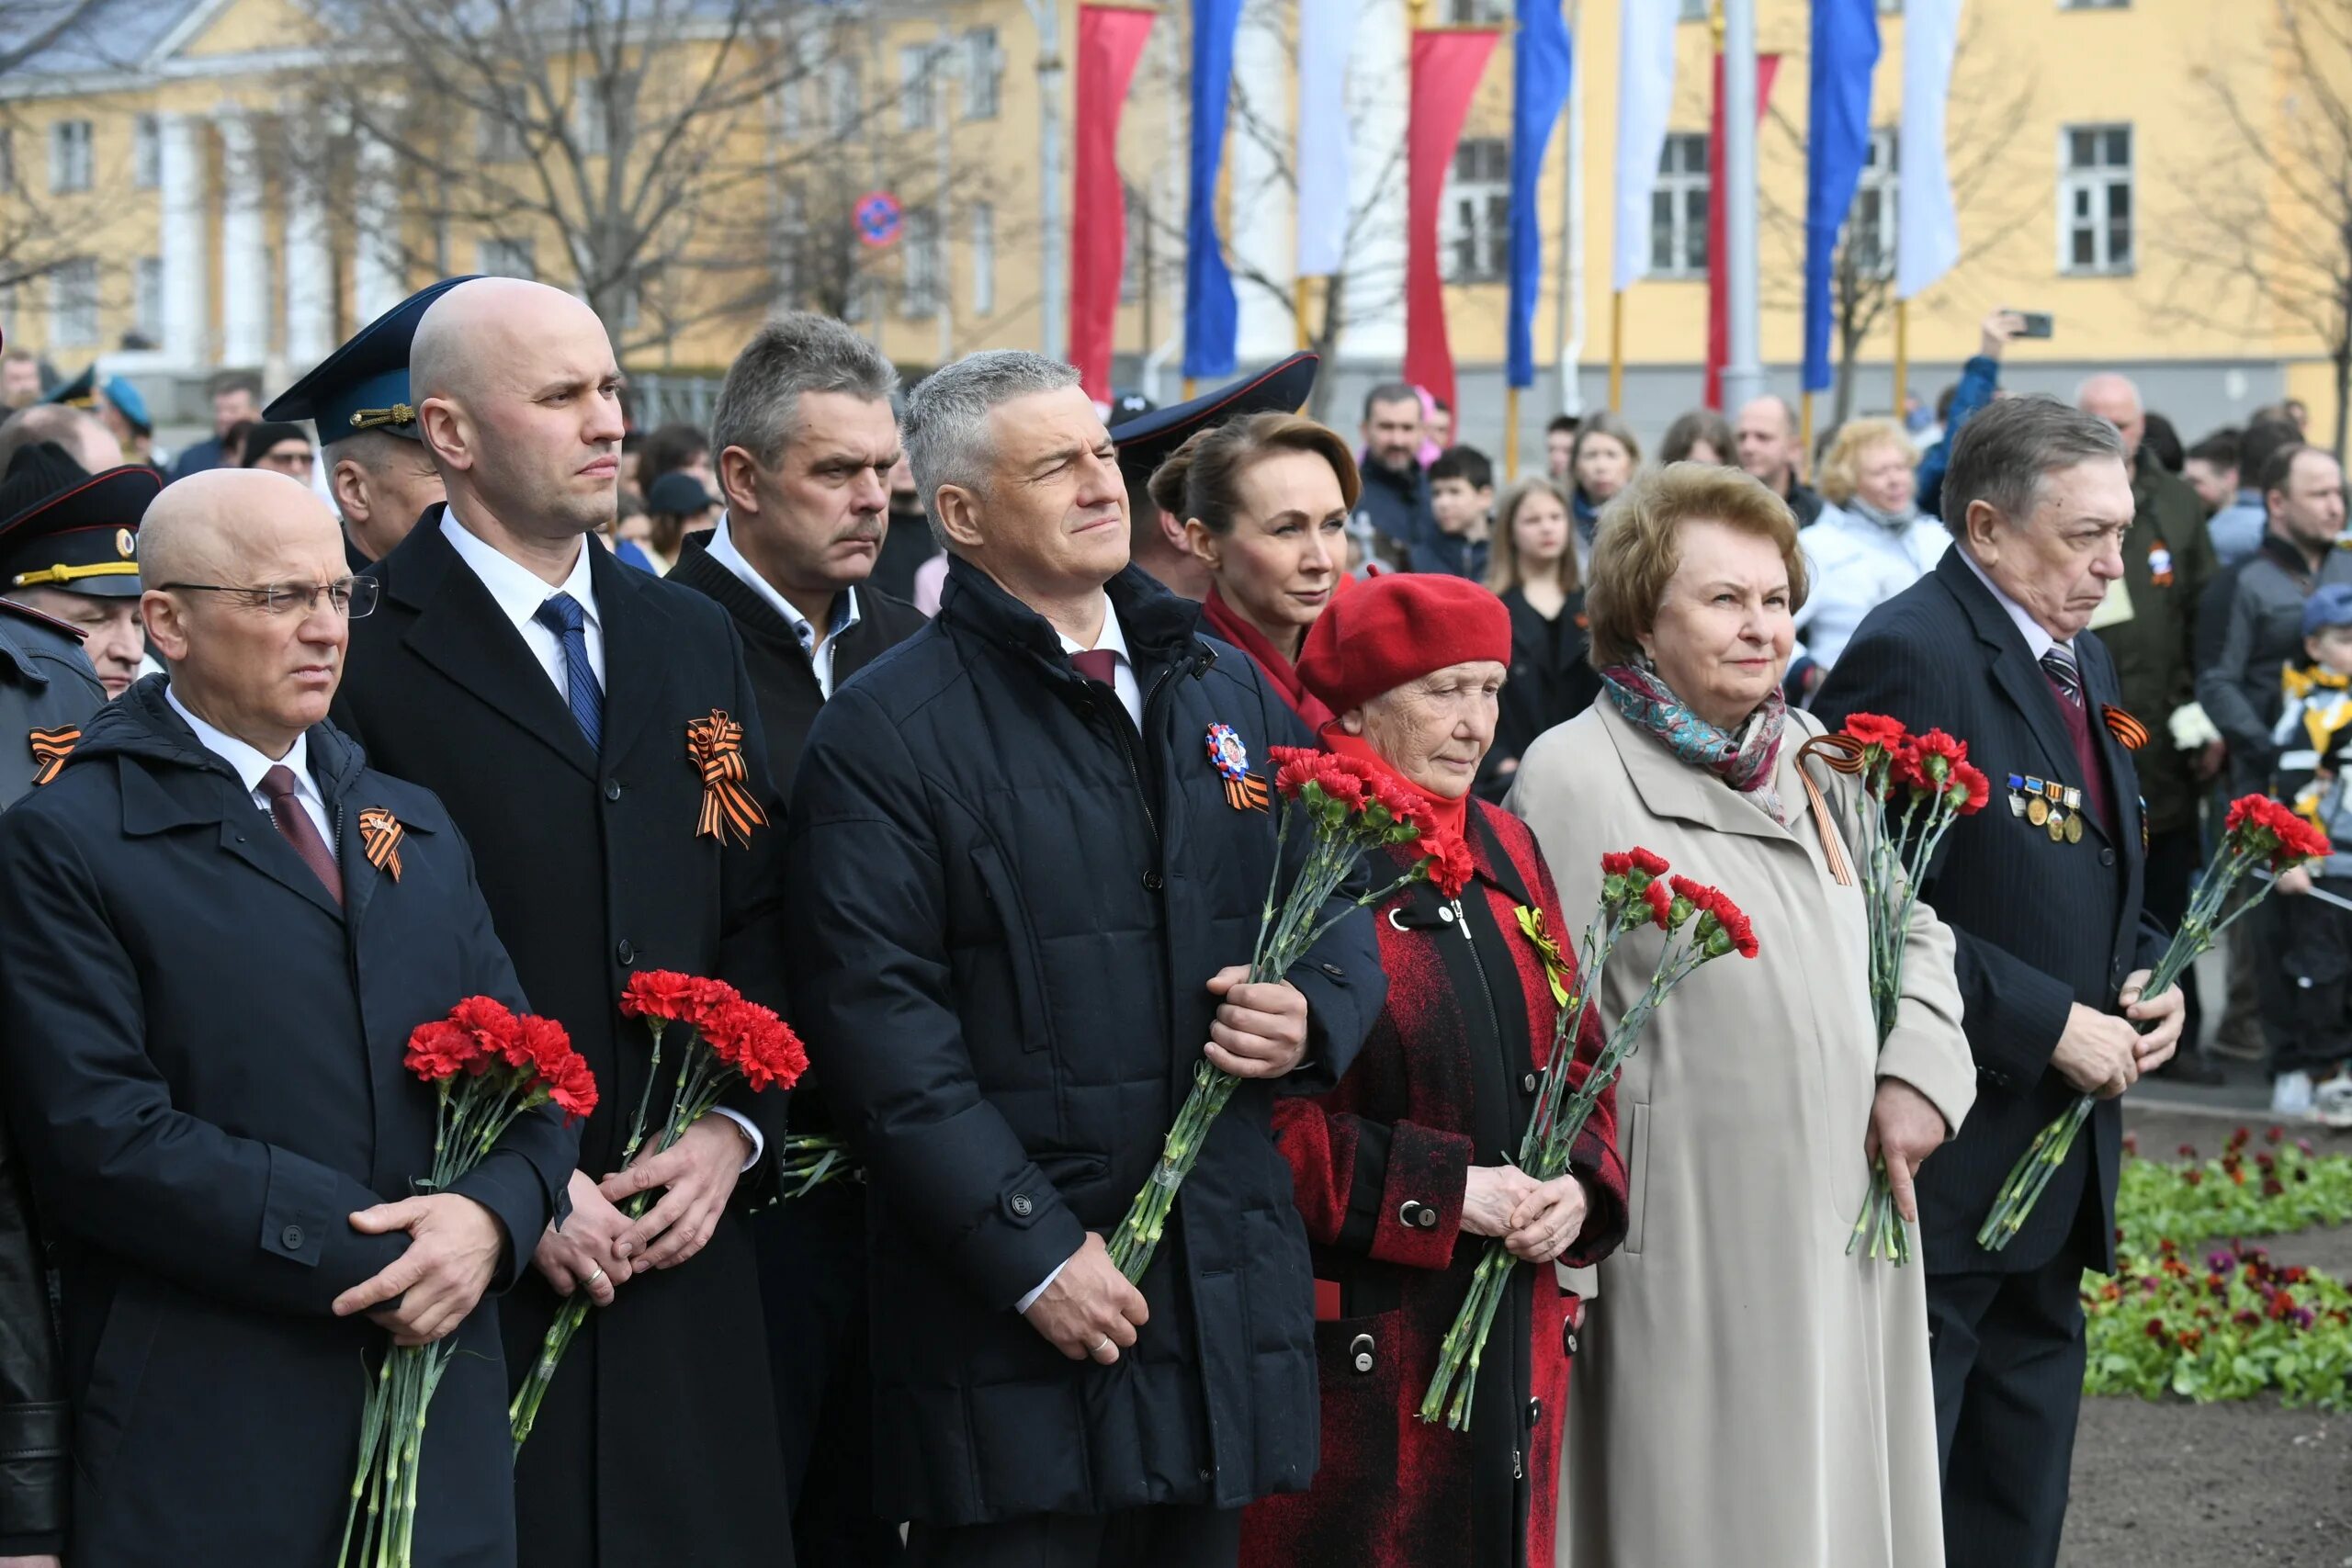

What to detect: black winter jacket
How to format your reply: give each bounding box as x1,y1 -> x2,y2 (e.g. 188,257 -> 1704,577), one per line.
782,558 -> 1384,1526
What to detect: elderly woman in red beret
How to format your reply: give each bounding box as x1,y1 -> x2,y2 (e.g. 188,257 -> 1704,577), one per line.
1238,573 -> 1629,1568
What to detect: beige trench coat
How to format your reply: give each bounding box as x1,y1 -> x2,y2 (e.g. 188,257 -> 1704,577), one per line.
1509,702 -> 1976,1568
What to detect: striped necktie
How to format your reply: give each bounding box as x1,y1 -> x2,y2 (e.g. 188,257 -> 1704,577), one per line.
534,592 -> 605,753
2040,644 -> 2084,709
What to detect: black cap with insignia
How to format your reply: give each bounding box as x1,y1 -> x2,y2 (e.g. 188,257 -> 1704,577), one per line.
1111,352 -> 1320,490
0,443 -> 160,601
265,275 -> 481,445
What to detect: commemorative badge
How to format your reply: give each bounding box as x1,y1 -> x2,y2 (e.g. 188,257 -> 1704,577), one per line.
1205,722 -> 1269,812
2148,543 -> 2175,588
27,724 -> 77,787
2103,704 -> 2150,750
686,709 -> 769,847
357,807 -> 405,881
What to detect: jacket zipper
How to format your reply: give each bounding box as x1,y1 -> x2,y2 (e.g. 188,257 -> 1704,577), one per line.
1102,656 -> 1190,855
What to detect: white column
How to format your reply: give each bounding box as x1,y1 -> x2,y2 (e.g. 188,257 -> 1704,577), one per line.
1228,1 -> 1293,363
354,134 -> 403,322
284,169 -> 334,365
1342,0 -> 1409,363
217,111 -> 268,367
157,113 -> 209,371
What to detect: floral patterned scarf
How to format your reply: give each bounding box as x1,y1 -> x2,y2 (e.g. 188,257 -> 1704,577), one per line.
1600,664 -> 1789,823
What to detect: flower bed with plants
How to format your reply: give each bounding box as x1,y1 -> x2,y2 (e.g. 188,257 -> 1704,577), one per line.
2085,1127 -> 2352,1410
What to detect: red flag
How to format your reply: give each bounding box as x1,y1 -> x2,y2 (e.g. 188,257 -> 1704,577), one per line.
1071,6 -> 1157,401
1405,27 -> 1499,418
1704,51 -> 1780,411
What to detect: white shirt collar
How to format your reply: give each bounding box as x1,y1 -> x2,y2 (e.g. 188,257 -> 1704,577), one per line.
1055,593 -> 1131,664
705,512 -> 862,652
1958,545 -> 2063,662
440,508 -> 600,637
164,681 -> 312,800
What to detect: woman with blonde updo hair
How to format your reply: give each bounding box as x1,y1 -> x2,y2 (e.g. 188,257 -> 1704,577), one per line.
1792,416 -> 1950,688
1155,411 -> 1362,729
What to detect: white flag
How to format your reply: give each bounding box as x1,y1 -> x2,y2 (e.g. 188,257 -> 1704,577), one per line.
1296,0 -> 1357,279
1611,0 -> 1680,294
1897,0 -> 1963,300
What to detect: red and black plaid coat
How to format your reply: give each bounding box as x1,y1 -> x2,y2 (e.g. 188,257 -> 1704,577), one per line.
1241,798 -> 1629,1568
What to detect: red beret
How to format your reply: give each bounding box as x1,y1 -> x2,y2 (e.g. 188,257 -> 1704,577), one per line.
1295,572 -> 1513,717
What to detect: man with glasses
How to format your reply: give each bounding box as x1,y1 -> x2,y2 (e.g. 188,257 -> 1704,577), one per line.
331,276 -> 793,1567
0,468 -> 575,1563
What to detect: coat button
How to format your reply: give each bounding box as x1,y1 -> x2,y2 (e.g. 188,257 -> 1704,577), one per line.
1142,870 -> 1164,892
280,1224 -> 304,1250
1562,1324 -> 1580,1358
1010,1193 -> 1033,1217
616,939 -> 636,965
2099,847 -> 2116,867
1438,905 -> 1457,924
1398,1200 -> 1424,1228
1349,1333 -> 1375,1374
1528,1397 -> 1543,1425
1522,1072 -> 1539,1093
604,778 -> 622,802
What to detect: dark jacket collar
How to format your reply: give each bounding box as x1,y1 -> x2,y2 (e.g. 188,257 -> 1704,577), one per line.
938,554 -> 1209,673
2257,528 -> 2323,584
73,673 -> 368,803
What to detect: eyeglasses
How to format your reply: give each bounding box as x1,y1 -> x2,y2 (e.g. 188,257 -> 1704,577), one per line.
159,577 -> 381,618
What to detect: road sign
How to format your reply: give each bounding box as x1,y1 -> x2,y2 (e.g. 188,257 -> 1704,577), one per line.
855,191 -> 904,248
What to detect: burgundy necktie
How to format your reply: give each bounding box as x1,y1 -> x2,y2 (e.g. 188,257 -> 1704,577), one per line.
1072,649 -> 1119,687
260,764 -> 344,907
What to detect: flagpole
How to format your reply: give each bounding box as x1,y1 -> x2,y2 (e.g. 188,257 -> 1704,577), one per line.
1893,298 -> 1909,418
1609,290 -> 1624,413
1505,386 -> 1521,478
1719,0 -> 1765,415
1801,389 -> 1815,464
1295,277 -> 1310,353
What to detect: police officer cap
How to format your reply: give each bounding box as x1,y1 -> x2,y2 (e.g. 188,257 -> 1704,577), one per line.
0,442 -> 159,601
265,275 -> 481,445
1111,352 -> 1318,487
43,366 -> 151,434
2304,582 -> 2352,637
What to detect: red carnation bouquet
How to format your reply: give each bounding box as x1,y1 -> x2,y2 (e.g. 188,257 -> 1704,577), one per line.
1810,715 -> 1991,1265
1978,795 -> 2331,1250
1103,746 -> 1453,1283
341,998 -> 597,1568
508,971 -> 807,1450
1419,850 -> 1757,1430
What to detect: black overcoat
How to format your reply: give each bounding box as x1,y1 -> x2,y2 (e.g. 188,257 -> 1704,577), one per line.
781,558 -> 1385,1528
1815,548 -> 2165,1275
0,679 -> 576,1567
333,510 -> 793,1567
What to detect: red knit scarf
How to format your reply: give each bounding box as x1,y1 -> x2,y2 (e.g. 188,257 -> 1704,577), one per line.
1204,587 -> 1335,732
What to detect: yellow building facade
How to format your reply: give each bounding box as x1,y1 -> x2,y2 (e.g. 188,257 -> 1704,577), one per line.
0,0 -> 2335,450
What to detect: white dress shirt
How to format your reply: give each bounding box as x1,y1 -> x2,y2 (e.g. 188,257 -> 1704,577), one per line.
1015,596 -> 1142,1316
166,684 -> 336,855
1958,543 -> 2065,662
440,511 -> 763,1170
704,513 -> 864,699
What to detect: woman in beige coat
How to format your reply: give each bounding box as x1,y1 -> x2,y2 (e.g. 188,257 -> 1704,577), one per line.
1507,464 -> 1977,1567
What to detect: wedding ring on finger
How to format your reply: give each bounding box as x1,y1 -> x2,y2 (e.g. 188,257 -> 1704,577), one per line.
585,1265 -> 607,1288
1092,1336 -> 1114,1357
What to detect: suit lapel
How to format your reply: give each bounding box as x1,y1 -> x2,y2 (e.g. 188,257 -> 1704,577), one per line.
592,544 -> 675,774
386,512 -> 599,780
1938,550 -> 2081,788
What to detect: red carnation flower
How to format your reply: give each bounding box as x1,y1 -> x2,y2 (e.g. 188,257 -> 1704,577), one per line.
1427,836 -> 1476,898
1318,764 -> 1372,813
1600,852 -> 1633,878
1912,728 -> 1968,783
1886,740 -> 1926,794
1843,713 -> 1909,754
403,1019 -> 477,1083
684,977 -> 744,1034
701,998 -> 808,1094
1628,847 -> 1669,878
1948,761 -> 1992,816
620,970 -> 699,1022
1642,877 -> 1675,931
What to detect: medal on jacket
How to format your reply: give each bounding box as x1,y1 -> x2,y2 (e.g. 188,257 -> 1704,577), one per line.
27,724 -> 77,786
2103,704 -> 2149,750
686,709 -> 769,848
2148,544 -> 2175,588
358,807 -> 405,881
1205,723 -> 1269,812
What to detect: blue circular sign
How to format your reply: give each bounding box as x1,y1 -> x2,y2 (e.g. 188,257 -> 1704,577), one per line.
854,190 -> 903,248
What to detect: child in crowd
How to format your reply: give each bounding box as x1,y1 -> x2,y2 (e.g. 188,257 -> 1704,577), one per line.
1426,444 -> 1495,581
2267,581 -> 2352,1125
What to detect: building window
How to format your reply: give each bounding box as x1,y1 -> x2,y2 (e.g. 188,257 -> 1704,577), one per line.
1445,136 -> 1509,285
50,258 -> 97,346
2059,0 -> 2128,9
1678,0 -> 1706,18
971,201 -> 995,316
1447,0 -> 1507,19
899,45 -> 942,131
134,255 -> 164,342
901,206 -> 941,319
49,119 -> 92,193
479,238 -> 536,280
1850,126 -> 1897,279
1650,131 -> 1708,277
964,27 -> 1001,120
577,76 -> 630,158
830,58 -> 863,138
478,98 -> 527,163
2060,122 -> 2132,275
133,114 -> 160,188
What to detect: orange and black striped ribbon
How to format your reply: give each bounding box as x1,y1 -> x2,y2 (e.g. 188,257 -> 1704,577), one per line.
357,807 -> 404,882
28,725 -> 77,786
686,709 -> 768,849
2102,705 -> 2149,751
1792,733 -> 1864,887
1225,773 -> 1270,813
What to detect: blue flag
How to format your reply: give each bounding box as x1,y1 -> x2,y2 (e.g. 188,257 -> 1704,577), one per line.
1508,0 -> 1571,390
1182,0 -> 1244,380
1803,0 -> 1880,393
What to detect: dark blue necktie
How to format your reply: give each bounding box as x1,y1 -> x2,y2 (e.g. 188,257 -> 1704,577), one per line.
534,592 -> 603,753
